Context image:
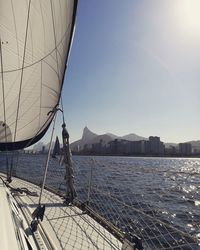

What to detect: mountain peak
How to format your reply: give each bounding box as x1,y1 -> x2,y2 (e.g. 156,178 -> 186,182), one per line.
82,126 -> 97,141
70,127 -> 148,152
83,126 -> 89,133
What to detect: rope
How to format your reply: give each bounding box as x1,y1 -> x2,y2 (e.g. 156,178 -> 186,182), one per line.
38,112 -> 57,204
0,38 -> 7,143
8,0 -> 32,181
60,96 -> 65,124
0,37 -> 9,179
8,102 -> 56,180
8,153 -> 200,249
13,0 -> 31,145
62,122 -> 76,203
93,186 -> 199,244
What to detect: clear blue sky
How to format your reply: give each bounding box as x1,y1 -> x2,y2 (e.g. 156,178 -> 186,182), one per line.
52,0 -> 200,144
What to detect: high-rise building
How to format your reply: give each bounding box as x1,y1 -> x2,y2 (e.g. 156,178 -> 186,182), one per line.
148,136 -> 165,155
179,143 -> 192,156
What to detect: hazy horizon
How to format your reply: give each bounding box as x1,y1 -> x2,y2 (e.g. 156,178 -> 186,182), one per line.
38,126 -> 198,146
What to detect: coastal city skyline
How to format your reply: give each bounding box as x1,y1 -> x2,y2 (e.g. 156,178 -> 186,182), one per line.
28,134 -> 195,157
30,126 -> 199,157
43,0 -> 200,145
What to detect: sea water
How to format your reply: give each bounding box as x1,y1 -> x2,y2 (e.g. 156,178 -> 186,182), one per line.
0,154 -> 199,249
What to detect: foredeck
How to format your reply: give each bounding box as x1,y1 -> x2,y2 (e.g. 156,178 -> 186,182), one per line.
9,176 -> 123,250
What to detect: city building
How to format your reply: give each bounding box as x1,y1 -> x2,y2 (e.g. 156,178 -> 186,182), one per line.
179,143 -> 192,156
108,137 -> 165,156
148,136 -> 165,155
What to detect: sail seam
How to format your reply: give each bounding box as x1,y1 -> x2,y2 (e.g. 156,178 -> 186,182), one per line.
0,0 -> 78,150
11,0 -> 20,69
0,28 -> 68,74
5,65 -> 38,123
57,0 -> 66,73
13,0 -> 32,145
50,0 -> 61,85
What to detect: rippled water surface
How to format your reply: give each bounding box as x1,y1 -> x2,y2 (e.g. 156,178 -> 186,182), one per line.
0,154 -> 199,249
74,156 -> 200,249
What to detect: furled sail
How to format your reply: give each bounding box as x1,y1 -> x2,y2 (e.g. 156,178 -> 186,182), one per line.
0,0 -> 78,150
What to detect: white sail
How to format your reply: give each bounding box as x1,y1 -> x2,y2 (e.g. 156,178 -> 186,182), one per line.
0,0 -> 77,150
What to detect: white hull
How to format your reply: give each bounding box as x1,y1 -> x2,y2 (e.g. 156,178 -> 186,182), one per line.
0,175 -> 122,250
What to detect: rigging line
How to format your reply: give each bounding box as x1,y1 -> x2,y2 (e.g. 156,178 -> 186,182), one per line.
0,37 -> 9,179
38,0 -> 46,55
70,206 -> 122,250
9,0 -> 32,179
25,0 -> 34,67
55,0 -> 78,113
0,38 -> 7,144
38,112 -> 57,205
94,187 -> 199,244
50,0 -> 66,127
60,96 -> 65,124
58,0 -> 65,59
13,0 -> 31,145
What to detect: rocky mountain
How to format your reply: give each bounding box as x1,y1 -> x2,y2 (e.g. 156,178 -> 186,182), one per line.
70,127 -> 147,151
81,126 -> 98,143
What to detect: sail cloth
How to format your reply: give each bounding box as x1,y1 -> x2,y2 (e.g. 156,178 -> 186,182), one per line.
0,0 -> 78,150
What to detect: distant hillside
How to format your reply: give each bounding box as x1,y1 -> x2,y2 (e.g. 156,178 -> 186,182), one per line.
33,142 -> 45,151
188,140 -> 200,147
70,127 -> 147,151
32,127 -> 200,153
188,140 -> 200,151
165,141 -> 200,151
120,133 -> 147,141
164,142 -> 178,148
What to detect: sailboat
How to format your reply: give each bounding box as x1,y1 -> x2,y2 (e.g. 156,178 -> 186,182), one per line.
0,1 -> 199,250
52,136 -> 61,158
0,0 -> 132,249
0,0 -> 141,250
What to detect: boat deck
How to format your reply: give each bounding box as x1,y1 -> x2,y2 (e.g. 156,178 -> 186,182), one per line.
9,176 -> 123,250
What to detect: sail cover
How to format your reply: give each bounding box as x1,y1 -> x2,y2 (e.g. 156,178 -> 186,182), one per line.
0,0 -> 78,150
